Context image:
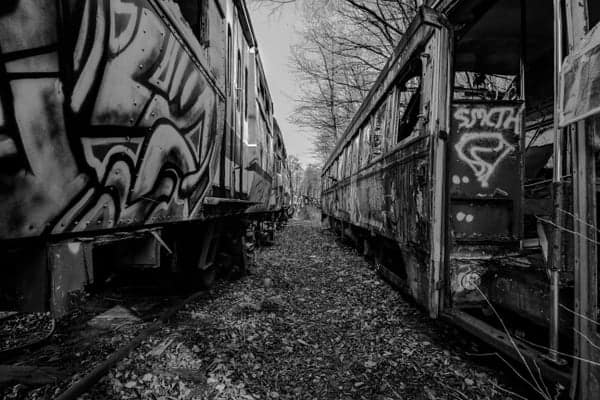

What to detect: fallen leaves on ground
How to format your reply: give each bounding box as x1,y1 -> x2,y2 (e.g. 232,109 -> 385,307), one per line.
88,220 -> 519,399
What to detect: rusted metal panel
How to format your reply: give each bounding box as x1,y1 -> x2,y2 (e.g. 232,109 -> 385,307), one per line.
443,309 -> 571,386
382,137 -> 431,247
482,269 -> 574,329
449,201 -> 513,240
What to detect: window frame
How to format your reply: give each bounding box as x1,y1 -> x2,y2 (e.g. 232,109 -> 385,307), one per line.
587,0 -> 600,31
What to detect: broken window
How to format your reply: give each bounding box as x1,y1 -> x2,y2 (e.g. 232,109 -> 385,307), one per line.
453,73 -> 519,101
338,150 -> 345,179
236,51 -> 242,111
372,101 -> 386,157
589,0 -> 600,30
387,57 -> 423,145
359,124 -> 370,168
244,67 -> 249,120
351,136 -> 359,174
384,92 -> 397,151
395,75 -> 422,143
344,146 -> 351,178
174,0 -> 209,45
227,26 -> 232,96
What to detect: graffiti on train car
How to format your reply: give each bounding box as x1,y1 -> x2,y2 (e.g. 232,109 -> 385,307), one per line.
247,161 -> 272,206
0,0 -> 220,239
454,132 -> 515,188
451,104 -> 520,194
453,106 -> 519,189
449,102 -> 522,241
453,106 -> 521,130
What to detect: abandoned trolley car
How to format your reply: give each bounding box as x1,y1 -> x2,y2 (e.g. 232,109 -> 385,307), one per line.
0,0 -> 292,315
322,0 -> 600,397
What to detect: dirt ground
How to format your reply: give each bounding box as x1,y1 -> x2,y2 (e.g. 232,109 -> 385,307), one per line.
76,217 -> 524,400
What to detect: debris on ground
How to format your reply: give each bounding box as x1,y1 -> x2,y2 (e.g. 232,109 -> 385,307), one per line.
0,313 -> 54,354
80,220 -> 520,399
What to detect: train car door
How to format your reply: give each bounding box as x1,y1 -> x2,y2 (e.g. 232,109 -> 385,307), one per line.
443,0 -> 526,309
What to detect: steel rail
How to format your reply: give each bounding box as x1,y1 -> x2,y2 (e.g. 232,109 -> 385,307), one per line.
54,290 -> 208,400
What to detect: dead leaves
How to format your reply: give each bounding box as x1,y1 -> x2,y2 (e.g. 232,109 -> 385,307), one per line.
82,221 -> 518,399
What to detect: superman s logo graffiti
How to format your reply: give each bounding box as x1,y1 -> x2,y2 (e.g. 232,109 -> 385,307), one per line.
454,132 -> 515,188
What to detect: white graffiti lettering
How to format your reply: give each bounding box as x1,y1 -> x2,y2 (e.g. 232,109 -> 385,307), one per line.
454,132 -> 515,188
454,106 -> 521,130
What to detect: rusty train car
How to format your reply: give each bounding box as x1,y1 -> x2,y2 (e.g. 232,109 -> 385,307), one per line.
0,0 -> 292,315
322,0 -> 600,397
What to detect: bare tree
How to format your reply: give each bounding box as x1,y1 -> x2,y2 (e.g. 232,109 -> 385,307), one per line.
286,154 -> 304,204
300,163 -> 322,201
252,0 -> 418,165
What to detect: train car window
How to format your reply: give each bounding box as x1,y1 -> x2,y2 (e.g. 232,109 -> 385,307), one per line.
453,72 -> 519,101
244,67 -> 249,120
333,160 -> 338,181
236,51 -> 242,111
173,0 -> 209,45
358,126 -> 366,167
372,101 -> 386,156
266,134 -> 271,171
344,147 -> 350,178
330,166 -> 334,188
589,0 -> 600,31
351,136 -> 359,175
173,1 -> 199,32
199,0 -> 209,44
227,26 -> 232,96
384,92 -> 396,151
342,147 -> 350,178
395,75 -> 422,143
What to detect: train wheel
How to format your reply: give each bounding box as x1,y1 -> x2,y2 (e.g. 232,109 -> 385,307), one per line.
167,223 -> 221,291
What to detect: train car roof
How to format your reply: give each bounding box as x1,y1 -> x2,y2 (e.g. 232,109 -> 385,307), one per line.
322,6 -> 447,173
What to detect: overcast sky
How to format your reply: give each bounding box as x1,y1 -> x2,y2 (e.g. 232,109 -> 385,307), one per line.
248,4 -> 317,167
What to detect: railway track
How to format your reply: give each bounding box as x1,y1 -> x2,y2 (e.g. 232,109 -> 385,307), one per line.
54,290 -> 208,400
1,219 -> 535,399
0,272 -> 217,399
